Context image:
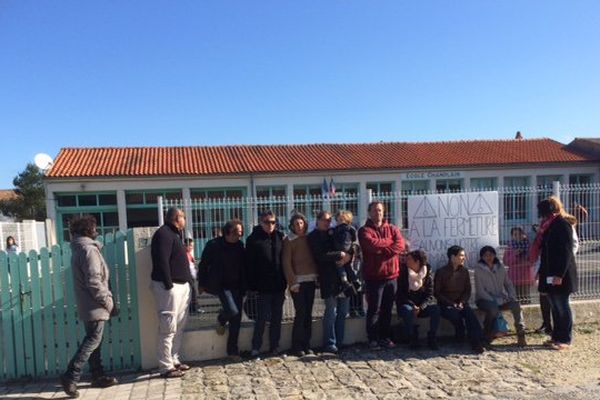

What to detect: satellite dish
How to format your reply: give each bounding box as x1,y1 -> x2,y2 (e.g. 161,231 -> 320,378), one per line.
34,153 -> 54,170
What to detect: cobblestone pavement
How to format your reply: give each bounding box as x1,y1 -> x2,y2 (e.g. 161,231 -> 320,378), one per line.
3,324 -> 600,400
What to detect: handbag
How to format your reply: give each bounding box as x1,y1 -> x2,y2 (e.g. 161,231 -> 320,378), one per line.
493,314 -> 509,335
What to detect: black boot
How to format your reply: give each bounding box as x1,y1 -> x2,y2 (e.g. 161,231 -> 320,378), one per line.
60,374 -> 79,399
427,335 -> 439,350
91,375 -> 118,388
410,328 -> 420,349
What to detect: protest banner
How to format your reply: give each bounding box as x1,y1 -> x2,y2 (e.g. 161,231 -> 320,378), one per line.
407,191 -> 499,269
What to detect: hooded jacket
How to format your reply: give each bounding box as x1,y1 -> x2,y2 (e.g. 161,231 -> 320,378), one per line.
70,235 -> 114,321
474,260 -> 517,304
246,225 -> 286,293
358,219 -> 405,281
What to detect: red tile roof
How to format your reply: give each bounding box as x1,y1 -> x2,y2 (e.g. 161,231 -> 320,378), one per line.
0,190 -> 20,201
45,139 -> 595,179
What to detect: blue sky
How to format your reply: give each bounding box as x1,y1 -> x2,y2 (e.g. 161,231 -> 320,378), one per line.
1,1 -> 599,188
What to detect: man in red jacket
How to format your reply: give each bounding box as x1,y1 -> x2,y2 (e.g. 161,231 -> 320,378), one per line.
358,201 -> 405,350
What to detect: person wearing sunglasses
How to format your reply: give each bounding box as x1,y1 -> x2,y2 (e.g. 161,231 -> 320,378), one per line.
246,210 -> 286,359
308,210 -> 352,353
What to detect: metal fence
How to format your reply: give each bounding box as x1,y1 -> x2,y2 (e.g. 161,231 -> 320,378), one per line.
161,183 -> 600,330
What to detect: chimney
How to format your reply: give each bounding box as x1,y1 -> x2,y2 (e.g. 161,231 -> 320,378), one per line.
515,131 -> 523,140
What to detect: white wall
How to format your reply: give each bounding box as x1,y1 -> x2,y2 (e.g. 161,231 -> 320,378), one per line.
46,163 -> 599,234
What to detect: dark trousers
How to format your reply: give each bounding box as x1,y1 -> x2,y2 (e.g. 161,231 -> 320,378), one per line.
397,304 -> 440,339
350,292 -> 364,313
290,282 -> 316,352
365,278 -> 397,343
440,305 -> 483,344
547,293 -> 573,344
252,291 -> 285,351
539,293 -> 553,331
64,320 -> 105,383
476,299 -> 525,336
217,289 -> 243,355
189,279 -> 200,313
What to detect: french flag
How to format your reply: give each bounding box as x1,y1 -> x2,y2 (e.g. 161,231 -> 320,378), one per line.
321,178 -> 329,197
329,178 -> 336,197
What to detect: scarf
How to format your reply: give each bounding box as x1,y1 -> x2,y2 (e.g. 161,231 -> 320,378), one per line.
529,214 -> 559,263
408,265 -> 428,292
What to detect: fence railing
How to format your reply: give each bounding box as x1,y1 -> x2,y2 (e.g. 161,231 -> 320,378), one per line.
0,230 -> 141,381
161,183 -> 600,329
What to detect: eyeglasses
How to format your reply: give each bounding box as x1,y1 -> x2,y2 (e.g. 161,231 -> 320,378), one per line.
320,218 -> 332,222
262,220 -> 276,225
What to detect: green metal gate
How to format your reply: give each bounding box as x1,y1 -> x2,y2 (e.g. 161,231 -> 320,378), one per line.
0,230 -> 141,381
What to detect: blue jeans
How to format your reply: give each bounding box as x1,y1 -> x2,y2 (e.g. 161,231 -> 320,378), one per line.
217,289 -> 243,355
251,291 -> 285,351
440,305 -> 483,344
365,279 -> 397,343
547,293 -> 573,344
291,282 -> 316,351
398,304 -> 440,339
64,320 -> 105,383
323,296 -> 350,348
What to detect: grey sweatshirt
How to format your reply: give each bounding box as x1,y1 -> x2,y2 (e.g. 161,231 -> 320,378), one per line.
70,235 -> 114,321
474,260 -> 517,304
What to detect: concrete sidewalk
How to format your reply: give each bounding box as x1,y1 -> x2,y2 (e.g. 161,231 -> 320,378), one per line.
2,325 -> 600,400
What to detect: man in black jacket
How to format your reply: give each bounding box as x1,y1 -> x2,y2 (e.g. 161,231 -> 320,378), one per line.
246,210 -> 286,358
308,210 -> 351,353
151,207 -> 192,378
198,219 -> 246,360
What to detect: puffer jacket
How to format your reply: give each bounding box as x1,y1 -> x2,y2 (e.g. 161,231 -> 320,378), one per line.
70,235 -> 114,321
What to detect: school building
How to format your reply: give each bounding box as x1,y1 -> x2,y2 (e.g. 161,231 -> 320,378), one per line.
43,137 -> 600,243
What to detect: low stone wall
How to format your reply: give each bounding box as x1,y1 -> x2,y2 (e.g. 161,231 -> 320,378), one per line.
133,228 -> 600,368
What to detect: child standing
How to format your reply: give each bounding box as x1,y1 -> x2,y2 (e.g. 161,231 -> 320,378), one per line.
185,238 -> 200,313
503,227 -> 534,303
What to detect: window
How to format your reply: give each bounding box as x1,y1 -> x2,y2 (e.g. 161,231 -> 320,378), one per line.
401,180 -> 429,229
292,185 -> 324,220
191,188 -> 245,200
292,183 -> 359,223
126,190 -> 183,228
367,182 -> 395,225
503,177 -> 529,221
189,188 -> 248,241
366,182 -> 394,194
436,179 -> 463,193
569,174 -> 593,185
536,175 -> 563,204
330,183 -> 359,225
255,186 -> 287,226
55,192 -> 119,242
470,177 -> 497,191
568,175 -> 594,229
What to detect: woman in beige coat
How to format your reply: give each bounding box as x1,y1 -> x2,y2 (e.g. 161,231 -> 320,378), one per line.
283,212 -> 318,357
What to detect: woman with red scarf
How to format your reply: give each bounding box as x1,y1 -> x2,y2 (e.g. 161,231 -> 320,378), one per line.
532,199 -> 578,350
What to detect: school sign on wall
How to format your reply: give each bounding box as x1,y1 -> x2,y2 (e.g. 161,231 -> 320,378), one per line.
407,191 -> 499,270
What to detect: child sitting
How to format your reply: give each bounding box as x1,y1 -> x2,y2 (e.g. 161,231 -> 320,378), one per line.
331,210 -> 361,296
